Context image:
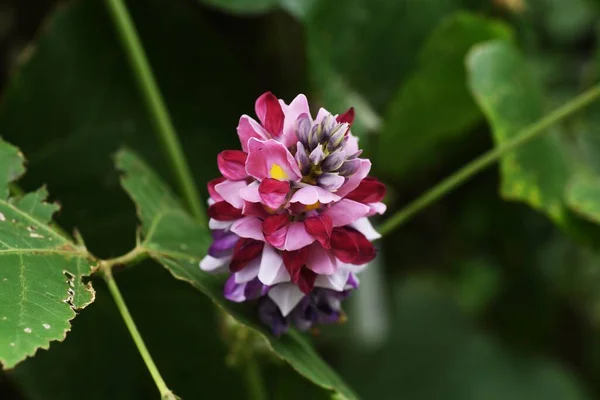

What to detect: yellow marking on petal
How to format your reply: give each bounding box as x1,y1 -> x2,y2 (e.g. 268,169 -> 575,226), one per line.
304,201 -> 321,211
269,164 -> 288,180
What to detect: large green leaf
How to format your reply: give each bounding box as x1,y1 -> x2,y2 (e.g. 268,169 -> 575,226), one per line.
0,139 -> 94,369
377,12 -> 512,178
467,40 -> 583,230
116,149 -> 358,400
306,0 -> 466,115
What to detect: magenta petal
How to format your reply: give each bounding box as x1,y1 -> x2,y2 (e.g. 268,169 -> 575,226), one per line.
217,150 -> 248,181
290,185 -> 340,205
283,222 -> 316,251
237,115 -> 268,152
245,138 -> 302,181
239,181 -> 261,203
323,199 -> 370,227
230,216 -> 265,241
335,159 -> 372,197
214,180 -> 247,209
306,243 -> 337,275
255,91 -> 284,138
259,178 -> 290,209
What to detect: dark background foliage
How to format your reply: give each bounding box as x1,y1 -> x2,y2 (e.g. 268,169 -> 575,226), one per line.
2,0 -> 600,398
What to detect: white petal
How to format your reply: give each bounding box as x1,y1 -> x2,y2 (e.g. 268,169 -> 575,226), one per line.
209,218 -> 234,230
268,283 -> 305,317
258,244 -> 290,285
315,268 -> 351,291
349,217 -> 381,241
200,255 -> 231,272
234,257 -> 261,283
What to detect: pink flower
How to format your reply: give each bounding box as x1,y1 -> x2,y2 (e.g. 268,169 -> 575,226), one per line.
200,91 -> 386,334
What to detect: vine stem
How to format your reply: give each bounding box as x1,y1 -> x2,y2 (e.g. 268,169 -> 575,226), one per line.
104,0 -> 206,225
378,83 -> 600,237
102,265 -> 177,399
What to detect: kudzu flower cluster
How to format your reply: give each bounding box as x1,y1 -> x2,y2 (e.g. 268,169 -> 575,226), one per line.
200,92 -> 386,335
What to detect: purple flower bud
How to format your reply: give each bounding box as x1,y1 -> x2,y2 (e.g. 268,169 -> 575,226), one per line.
321,150 -> 345,172
308,124 -> 322,150
258,297 -> 289,336
295,114 -> 311,145
326,123 -> 349,152
309,145 -> 325,165
317,172 -> 345,191
295,142 -> 311,175
338,159 -> 360,177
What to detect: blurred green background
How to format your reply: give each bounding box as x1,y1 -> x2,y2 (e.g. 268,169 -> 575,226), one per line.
2,0 -> 600,398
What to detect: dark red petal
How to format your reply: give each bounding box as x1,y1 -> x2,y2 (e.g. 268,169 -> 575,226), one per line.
282,248 -> 315,294
262,214 -> 290,248
297,268 -> 317,294
230,238 -> 264,272
336,107 -> 355,125
346,176 -> 386,204
217,150 -> 248,181
258,178 -> 290,209
330,227 -> 376,265
304,214 -> 333,249
208,176 -> 226,202
255,91 -> 284,138
207,201 -> 243,221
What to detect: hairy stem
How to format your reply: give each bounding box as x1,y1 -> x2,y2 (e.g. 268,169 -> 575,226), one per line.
378,83 -> 600,237
104,0 -> 206,225
102,266 -> 177,399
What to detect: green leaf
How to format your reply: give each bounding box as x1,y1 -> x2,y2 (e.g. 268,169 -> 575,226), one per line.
0,139 -> 94,369
306,0 -> 466,115
196,0 -> 279,14
377,12 -> 512,177
467,40 -> 576,227
566,174 -> 600,224
115,149 -> 358,400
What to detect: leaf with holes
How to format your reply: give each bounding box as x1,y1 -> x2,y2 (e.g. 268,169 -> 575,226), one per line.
0,139 -> 94,369
115,148 -> 358,400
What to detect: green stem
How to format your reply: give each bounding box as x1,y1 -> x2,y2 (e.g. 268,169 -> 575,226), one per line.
104,0 -> 206,225
244,357 -> 268,400
378,83 -> 600,237
102,267 -> 176,399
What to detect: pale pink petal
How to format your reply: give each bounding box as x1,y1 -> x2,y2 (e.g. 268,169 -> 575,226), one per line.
239,181 -> 261,203
281,94 -> 310,147
200,254 -> 231,272
349,217 -> 381,241
237,115 -> 269,151
315,107 -> 331,123
234,257 -> 261,283
245,138 -> 302,181
344,133 -> 360,155
214,180 -> 247,209
306,243 -> 338,274
258,244 -> 291,285
315,268 -> 351,291
323,199 -> 370,227
209,218 -> 234,230
283,222 -> 316,251
230,216 -> 265,241
268,283 -> 305,316
290,185 -> 341,205
335,159 -> 371,197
